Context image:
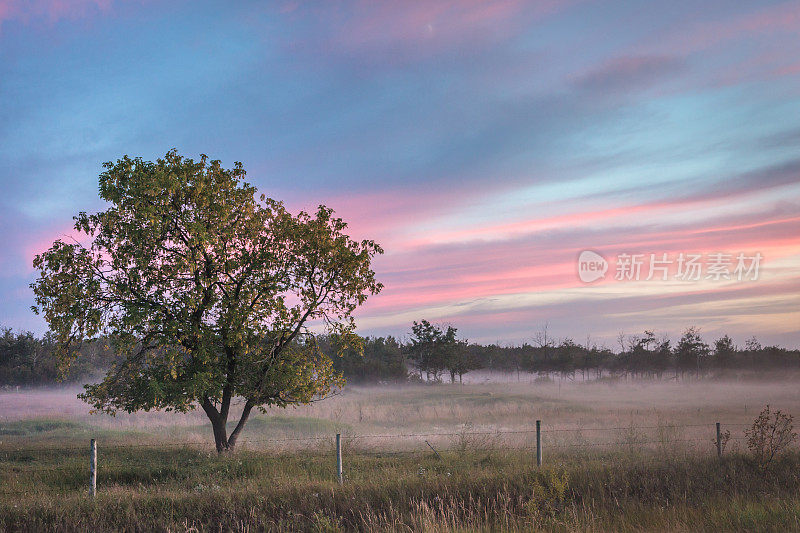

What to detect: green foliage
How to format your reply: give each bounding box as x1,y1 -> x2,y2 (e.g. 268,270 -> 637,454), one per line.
0,328 -> 116,386
675,327 -> 710,374
713,335 -> 736,367
321,334 -> 407,383
523,469 -> 570,519
407,320 -> 480,382
309,511 -> 344,533
30,150 -> 382,450
0,328 -> 58,385
407,320 -> 454,381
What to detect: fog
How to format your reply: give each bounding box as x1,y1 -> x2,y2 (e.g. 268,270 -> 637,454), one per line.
2,375 -> 798,453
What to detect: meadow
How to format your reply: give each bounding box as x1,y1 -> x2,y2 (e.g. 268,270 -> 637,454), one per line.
2,377 -> 800,531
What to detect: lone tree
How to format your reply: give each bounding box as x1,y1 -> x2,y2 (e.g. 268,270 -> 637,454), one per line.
31,150 -> 382,452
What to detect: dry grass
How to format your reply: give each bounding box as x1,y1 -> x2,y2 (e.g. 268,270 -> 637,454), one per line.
1,378 -> 799,531
1,444 -> 800,532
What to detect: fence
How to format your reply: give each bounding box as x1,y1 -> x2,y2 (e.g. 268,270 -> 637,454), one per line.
0,420 -> 755,497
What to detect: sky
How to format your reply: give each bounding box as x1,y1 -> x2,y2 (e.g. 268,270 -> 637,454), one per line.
0,0 -> 799,348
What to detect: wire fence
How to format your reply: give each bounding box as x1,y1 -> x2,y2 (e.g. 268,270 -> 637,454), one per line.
0,421 -> 755,497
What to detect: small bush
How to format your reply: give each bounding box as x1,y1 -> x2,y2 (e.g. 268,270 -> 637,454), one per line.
746,405 -> 797,465
451,422 -> 499,453
309,511 -> 344,533
523,469 -> 570,519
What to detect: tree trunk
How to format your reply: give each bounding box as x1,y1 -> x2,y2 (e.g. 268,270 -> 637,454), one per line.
201,397 -> 254,453
227,400 -> 254,450
211,415 -> 230,453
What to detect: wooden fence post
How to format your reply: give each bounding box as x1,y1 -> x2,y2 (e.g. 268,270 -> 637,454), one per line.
536,420 -> 542,467
425,440 -> 443,460
90,438 -> 97,497
716,422 -> 722,458
336,433 -> 343,484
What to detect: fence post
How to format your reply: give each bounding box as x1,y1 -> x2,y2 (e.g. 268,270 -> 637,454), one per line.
425,440 -> 443,460
90,438 -> 97,497
536,420 -> 542,467
336,433 -> 343,484
716,422 -> 721,458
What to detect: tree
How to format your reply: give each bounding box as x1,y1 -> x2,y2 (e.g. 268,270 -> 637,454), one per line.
652,335 -> 672,379
366,336 -> 407,382
745,336 -> 762,352
0,328 -> 57,385
713,335 -> 736,368
31,151 -> 382,452
406,320 -> 458,382
324,334 -> 407,383
675,327 -> 710,378
405,321 -> 477,383
629,331 -> 656,378
554,339 -> 579,379
447,338 -> 481,383
533,323 -> 553,365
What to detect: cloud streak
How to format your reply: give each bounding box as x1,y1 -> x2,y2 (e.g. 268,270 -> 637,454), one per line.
0,0 -> 798,346
0,0 -> 111,25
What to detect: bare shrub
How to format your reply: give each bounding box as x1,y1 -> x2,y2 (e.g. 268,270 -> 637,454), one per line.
746,405 -> 797,464
622,423 -> 646,451
450,422 -> 499,453
655,422 -> 680,455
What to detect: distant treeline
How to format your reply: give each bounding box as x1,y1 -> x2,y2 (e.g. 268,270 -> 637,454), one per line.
0,328 -> 117,386
1,323 -> 799,387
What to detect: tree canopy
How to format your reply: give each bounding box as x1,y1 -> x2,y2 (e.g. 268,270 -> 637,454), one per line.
31,150 -> 383,451
406,320 -> 478,382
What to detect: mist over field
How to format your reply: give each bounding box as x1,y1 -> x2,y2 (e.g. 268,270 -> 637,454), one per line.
3,377 -> 798,453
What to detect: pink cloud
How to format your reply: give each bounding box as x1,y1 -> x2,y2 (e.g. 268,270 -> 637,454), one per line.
366,264 -> 576,313
0,0 -> 111,25
279,0 -> 582,64
658,2 -> 800,56
573,55 -> 685,92
587,2 -> 800,91
282,180 -> 508,250
329,0 -> 518,47
405,201 -> 676,248
23,223 -> 90,271
775,62 -> 800,77
353,202 -> 800,318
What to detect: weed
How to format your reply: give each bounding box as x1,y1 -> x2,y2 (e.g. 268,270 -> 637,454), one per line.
746,405 -> 797,465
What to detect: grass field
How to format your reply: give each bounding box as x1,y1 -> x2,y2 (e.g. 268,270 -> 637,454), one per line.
1,379 -> 799,531
2,442 -> 800,531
